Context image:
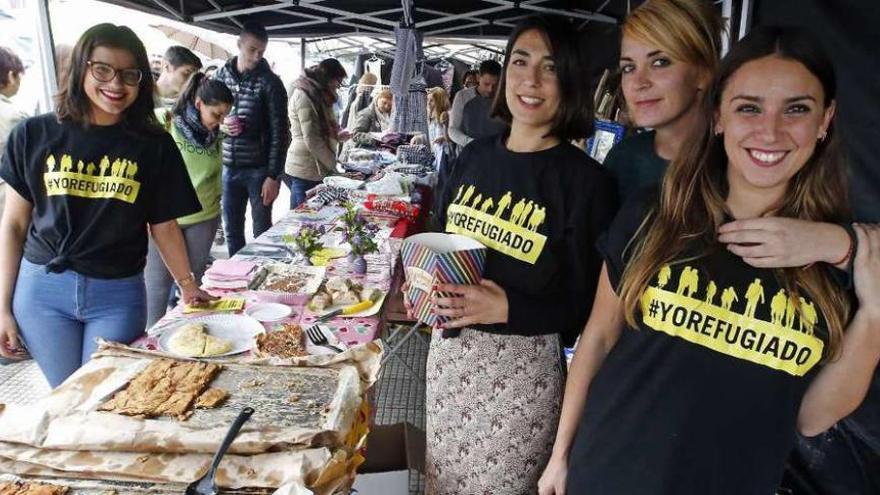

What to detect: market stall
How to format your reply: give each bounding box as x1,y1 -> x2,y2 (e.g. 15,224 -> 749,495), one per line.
0,150 -> 431,493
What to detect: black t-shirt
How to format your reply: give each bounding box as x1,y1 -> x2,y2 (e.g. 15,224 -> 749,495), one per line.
433,136 -> 617,346
0,114 -> 200,279
603,130 -> 669,202
567,190 -> 832,495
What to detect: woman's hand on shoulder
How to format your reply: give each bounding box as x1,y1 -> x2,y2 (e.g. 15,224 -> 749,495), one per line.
433,279 -> 508,329
853,224 -> 880,321
718,217 -> 850,268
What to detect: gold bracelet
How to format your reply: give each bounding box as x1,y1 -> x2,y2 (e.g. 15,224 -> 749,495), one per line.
176,273 -> 196,288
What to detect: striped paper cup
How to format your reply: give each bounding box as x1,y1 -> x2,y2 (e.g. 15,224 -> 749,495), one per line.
400,233 -> 487,328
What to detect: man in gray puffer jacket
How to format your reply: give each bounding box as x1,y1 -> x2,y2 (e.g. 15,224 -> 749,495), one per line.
213,22 -> 291,256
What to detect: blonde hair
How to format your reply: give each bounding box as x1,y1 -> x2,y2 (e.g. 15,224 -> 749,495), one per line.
358,72 -> 378,86
427,87 -> 450,125
375,88 -> 393,102
623,0 -> 724,77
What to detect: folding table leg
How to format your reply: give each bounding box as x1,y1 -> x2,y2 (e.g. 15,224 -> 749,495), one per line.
381,321 -> 425,379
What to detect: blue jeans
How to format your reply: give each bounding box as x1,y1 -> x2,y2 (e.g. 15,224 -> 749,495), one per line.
222,167 -> 273,256
12,258 -> 147,388
283,174 -> 321,210
144,216 -> 221,328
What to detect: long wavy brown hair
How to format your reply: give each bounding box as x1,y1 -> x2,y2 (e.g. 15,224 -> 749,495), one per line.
618,26 -> 852,359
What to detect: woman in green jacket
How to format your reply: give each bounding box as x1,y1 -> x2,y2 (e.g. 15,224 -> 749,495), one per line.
145,72 -> 233,327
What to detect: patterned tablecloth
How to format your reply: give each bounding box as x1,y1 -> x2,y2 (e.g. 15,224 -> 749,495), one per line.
133,205 -> 408,353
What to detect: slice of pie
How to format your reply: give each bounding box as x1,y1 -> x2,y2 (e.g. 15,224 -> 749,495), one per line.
195,388 -> 229,408
0,481 -> 69,495
168,322 -> 233,357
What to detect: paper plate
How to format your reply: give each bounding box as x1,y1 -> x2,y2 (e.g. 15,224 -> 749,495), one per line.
309,247 -> 350,266
159,314 -> 265,358
245,303 -> 292,322
308,290 -> 387,318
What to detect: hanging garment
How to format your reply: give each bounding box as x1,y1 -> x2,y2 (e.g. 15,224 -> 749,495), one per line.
392,75 -> 429,139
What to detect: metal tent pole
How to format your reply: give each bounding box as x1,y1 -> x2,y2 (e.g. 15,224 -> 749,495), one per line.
35,0 -> 58,113
301,38 -> 307,72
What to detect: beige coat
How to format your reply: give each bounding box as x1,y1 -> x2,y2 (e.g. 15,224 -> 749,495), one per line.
285,88 -> 338,182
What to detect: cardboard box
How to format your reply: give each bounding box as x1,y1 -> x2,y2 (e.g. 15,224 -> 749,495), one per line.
353,423 -> 425,494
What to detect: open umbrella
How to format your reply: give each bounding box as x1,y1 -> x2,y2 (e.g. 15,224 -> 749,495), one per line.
151,24 -> 231,60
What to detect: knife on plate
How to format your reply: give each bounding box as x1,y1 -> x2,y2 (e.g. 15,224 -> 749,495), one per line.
317,292 -> 381,322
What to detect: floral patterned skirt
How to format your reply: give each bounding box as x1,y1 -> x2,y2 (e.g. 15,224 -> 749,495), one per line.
425,328 -> 564,495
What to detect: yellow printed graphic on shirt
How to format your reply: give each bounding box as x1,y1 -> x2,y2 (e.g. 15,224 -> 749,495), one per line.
445,185 -> 547,264
43,153 -> 141,204
640,264 -> 825,376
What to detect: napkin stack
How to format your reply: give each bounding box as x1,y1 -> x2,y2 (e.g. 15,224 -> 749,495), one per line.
202,259 -> 257,290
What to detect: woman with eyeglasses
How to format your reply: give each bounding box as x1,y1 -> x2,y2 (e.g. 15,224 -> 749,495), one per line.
0,24 -> 214,387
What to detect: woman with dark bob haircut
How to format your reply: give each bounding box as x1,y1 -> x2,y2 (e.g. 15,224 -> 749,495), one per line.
414,15 -> 617,492
0,24 -> 214,387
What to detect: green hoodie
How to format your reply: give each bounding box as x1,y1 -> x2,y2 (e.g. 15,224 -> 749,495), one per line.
156,109 -> 222,226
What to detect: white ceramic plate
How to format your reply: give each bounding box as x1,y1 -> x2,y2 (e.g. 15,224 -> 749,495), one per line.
245,302 -> 292,322
159,314 -> 265,357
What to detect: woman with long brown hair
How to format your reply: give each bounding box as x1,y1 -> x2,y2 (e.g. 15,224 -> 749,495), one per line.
0,24 -> 213,387
611,0 -> 852,272
539,26 -> 880,495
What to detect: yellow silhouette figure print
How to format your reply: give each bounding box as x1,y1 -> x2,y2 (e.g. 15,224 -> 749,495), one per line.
784,297 -> 797,328
495,191 -> 512,218
460,185 -> 475,206
676,266 -> 698,297
470,193 -> 483,209
125,160 -> 138,179
519,200 -> 534,227
704,281 -> 717,304
46,155 -> 56,172
770,289 -> 788,326
510,199 -> 526,224
98,156 -> 110,176
60,154 -> 73,173
657,264 -> 672,289
799,298 -> 818,335
454,185 -> 465,204
110,159 -> 122,177
527,206 -> 546,231
76,160 -> 84,174
86,162 -> 96,175
744,278 -> 765,318
480,197 -> 494,213
720,287 -> 739,311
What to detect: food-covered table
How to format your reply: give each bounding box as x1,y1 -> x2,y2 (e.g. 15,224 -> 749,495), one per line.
0,149 -> 433,494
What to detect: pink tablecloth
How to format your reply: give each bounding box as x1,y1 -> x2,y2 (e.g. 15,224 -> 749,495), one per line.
134,210 -> 404,354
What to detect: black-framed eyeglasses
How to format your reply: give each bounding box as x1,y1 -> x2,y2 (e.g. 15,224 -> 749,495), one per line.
86,61 -> 143,86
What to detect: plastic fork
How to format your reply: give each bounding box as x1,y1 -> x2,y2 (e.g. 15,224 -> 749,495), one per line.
305,325 -> 344,353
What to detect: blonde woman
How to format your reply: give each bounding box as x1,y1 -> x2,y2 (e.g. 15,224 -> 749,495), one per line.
539,26 -> 880,495
426,87 -> 450,146
606,0 -> 722,202
342,71 -> 378,129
